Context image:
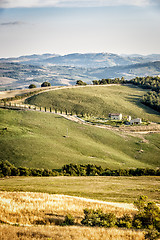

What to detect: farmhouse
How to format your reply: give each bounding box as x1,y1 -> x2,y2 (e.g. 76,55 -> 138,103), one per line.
109,113 -> 122,120
130,118 -> 142,125
127,115 -> 131,121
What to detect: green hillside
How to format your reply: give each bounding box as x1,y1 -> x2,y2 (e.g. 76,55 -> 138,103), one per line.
26,85 -> 160,122
0,108 -> 160,169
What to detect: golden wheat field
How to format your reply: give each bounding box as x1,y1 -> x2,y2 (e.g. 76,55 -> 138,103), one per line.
0,191 -> 145,239
0,225 -> 144,240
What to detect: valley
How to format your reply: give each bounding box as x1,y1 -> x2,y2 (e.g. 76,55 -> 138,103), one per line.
1,53 -> 160,90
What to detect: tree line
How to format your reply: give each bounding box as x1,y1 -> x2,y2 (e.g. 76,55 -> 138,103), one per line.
0,161 -> 160,178
141,91 -> 160,112
129,76 -> 160,92
92,77 -> 126,85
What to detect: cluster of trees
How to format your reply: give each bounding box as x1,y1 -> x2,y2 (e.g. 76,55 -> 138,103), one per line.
80,196 -> 160,239
92,77 -> 126,85
28,81 -> 51,89
129,76 -> 160,92
1,162 -> 160,178
129,76 -> 160,112
141,91 -> 160,112
76,80 -> 87,85
62,164 -> 160,176
0,161 -> 60,177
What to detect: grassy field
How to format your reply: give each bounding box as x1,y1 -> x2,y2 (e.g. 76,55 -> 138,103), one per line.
0,225 -> 144,240
26,84 -> 160,122
0,176 -> 159,203
0,191 -> 144,240
0,108 -> 160,169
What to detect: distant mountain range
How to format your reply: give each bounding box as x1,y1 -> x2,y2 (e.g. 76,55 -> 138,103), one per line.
0,53 -> 160,90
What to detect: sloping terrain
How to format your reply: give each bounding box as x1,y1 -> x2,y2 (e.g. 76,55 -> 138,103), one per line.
26,85 -> 160,122
1,53 -> 160,90
0,107 -> 160,169
88,61 -> 160,79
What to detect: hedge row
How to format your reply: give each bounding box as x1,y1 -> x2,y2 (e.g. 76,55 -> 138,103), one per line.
0,161 -> 160,178
62,164 -> 160,176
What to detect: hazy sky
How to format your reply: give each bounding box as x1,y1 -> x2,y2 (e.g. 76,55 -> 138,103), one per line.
0,0 -> 160,57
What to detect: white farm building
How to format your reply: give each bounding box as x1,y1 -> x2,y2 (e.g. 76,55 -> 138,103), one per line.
109,113 -> 122,120
130,118 -> 142,125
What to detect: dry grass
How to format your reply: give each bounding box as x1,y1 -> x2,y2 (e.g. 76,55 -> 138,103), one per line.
0,86 -> 54,100
0,192 -> 136,226
0,192 -> 146,239
0,225 -> 144,240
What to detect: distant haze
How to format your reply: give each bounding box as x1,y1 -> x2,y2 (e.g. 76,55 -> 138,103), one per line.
1,52 -> 160,90
0,0 -> 160,58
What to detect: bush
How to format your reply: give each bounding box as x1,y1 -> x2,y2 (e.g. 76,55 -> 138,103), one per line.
41,82 -> 51,87
0,160 -> 14,176
63,214 -> 75,225
18,167 -> 30,176
29,84 -> 36,89
76,80 -> 87,85
145,229 -> 160,240
81,208 -> 116,227
80,196 -> 160,239
133,196 -> 160,233
117,214 -> 133,228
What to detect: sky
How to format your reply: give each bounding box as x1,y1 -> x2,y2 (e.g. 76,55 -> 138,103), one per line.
0,0 -> 160,58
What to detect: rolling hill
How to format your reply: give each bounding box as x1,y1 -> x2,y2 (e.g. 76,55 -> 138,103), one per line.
0,107 -> 160,170
1,85 -> 160,169
26,85 -> 160,122
1,53 -> 160,90
1,53 -> 160,68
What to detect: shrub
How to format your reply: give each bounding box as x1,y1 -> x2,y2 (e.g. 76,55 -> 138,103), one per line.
81,208 -> 116,227
117,214 -> 133,228
41,82 -> 51,87
63,214 -> 75,225
76,80 -> 87,85
133,196 -> 160,233
29,84 -> 36,89
145,229 -> 160,240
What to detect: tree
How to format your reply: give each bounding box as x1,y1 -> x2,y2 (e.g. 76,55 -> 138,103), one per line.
92,80 -> 99,85
41,82 -> 51,87
76,80 -> 87,85
29,84 -> 36,89
133,195 -> 160,234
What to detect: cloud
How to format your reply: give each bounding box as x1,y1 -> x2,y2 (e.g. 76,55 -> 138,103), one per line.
0,21 -> 25,26
149,0 -> 160,7
0,0 -> 158,8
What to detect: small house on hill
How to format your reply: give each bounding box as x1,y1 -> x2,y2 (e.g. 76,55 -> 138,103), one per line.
127,116 -> 131,121
130,118 -> 142,125
109,113 -> 122,120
